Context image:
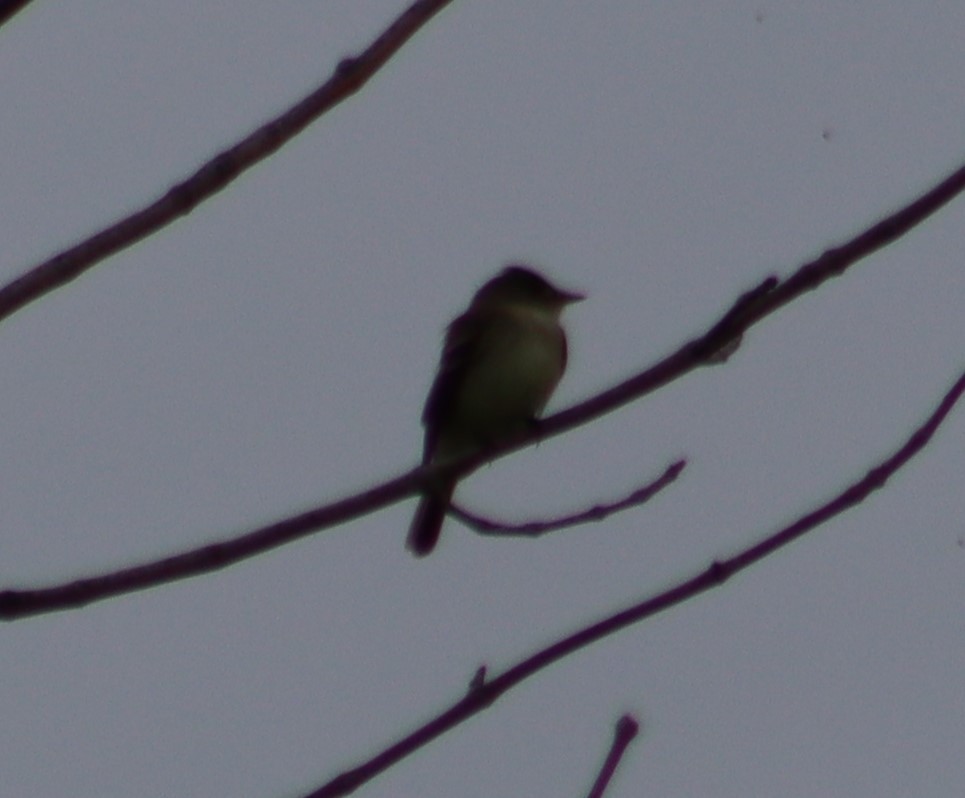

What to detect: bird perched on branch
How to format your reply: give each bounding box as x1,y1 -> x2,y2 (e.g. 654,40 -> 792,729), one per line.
408,264 -> 584,556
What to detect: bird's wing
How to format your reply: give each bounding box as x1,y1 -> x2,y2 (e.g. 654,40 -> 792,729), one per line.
420,311 -> 486,462
560,324 -> 568,374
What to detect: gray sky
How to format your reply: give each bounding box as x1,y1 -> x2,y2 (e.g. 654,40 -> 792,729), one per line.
2,2 -> 964,796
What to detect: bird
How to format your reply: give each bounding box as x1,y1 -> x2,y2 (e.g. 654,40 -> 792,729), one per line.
407,264 -> 584,556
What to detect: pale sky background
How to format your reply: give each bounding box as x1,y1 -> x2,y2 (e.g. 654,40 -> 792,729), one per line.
2,3 -> 964,797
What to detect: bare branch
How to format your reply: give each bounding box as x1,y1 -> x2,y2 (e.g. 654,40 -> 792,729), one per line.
0,0 -> 455,324
542,160 -> 965,442
293,370 -> 964,798
2,158 -> 964,619
0,464 -> 424,619
451,459 -> 685,538
586,715 -> 641,798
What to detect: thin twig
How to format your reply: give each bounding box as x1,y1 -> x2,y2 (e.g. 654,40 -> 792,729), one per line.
451,459 -> 685,537
586,715 -> 641,798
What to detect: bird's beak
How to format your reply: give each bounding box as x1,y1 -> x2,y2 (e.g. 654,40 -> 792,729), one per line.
559,287 -> 586,304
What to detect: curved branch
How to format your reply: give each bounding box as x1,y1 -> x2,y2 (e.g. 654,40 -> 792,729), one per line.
452,459 -> 685,537
0,0 -> 455,324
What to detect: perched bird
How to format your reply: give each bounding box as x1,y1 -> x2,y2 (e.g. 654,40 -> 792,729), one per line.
407,264 -> 584,556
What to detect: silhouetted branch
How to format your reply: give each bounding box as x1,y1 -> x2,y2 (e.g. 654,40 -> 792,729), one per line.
2,159 -> 964,619
0,0 -> 455,325
451,459 -> 685,537
586,715 -> 641,798
295,369 -> 965,798
543,160 -> 965,441
0,162 -> 965,620
0,465 -> 423,619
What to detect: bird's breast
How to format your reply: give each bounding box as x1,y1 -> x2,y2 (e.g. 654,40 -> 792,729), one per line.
441,316 -> 565,453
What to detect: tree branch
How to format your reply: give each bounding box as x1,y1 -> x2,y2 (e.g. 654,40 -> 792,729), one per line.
452,459 -> 685,537
2,158 -> 964,619
586,715 -> 641,798
298,369 -> 965,798
543,160 -> 965,440
0,0 -> 455,324
0,156 -> 965,621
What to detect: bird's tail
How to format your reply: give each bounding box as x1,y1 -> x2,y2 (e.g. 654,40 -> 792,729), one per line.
406,480 -> 455,557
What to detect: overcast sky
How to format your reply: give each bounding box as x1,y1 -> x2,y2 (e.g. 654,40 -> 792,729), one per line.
2,3 -> 964,797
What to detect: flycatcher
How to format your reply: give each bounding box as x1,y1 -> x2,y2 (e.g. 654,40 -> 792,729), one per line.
407,264 -> 584,556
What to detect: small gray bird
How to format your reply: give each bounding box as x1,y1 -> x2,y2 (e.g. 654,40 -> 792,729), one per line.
408,265 -> 583,556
